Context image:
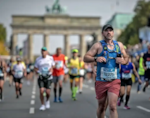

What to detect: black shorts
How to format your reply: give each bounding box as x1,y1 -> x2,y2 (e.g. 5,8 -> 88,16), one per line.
38,77 -> 52,89
27,72 -> 30,75
14,78 -> 22,83
121,78 -> 132,86
69,75 -> 79,79
0,77 -> 4,80
144,74 -> 150,81
79,75 -> 84,78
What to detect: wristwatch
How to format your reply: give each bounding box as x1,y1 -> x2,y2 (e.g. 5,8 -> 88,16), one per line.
94,57 -> 97,62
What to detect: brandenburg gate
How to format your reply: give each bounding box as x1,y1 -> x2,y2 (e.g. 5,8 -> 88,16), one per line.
10,1 -> 102,61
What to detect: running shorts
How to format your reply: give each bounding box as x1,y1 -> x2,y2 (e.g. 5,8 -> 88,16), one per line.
0,77 -> 4,80
38,77 -> 52,89
95,79 -> 121,100
121,78 -> 132,86
53,75 -> 64,83
14,77 -> 22,83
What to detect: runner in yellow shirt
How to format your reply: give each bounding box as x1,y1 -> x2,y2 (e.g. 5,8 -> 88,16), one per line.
68,49 -> 80,101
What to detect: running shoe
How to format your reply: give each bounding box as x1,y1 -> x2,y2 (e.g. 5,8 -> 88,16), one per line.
58,97 -> 63,103
16,95 -> 19,99
19,91 -> 22,96
79,90 -> 82,94
124,106 -> 130,110
117,100 -> 121,106
39,105 -> 46,111
45,101 -> 50,109
54,97 -> 57,102
73,97 -> 77,101
143,87 -> 146,92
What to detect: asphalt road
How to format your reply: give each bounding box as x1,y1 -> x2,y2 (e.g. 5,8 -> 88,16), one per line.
0,77 -> 150,118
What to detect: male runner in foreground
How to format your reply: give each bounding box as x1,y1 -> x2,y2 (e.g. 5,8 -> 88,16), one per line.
84,24 -> 129,118
34,47 -> 55,111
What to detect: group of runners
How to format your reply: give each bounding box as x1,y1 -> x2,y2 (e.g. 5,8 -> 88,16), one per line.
0,24 -> 150,118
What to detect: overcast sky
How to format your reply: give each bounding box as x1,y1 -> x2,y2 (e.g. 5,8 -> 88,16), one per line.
0,0 -> 138,54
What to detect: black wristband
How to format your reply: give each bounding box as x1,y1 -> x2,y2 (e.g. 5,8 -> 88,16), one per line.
94,57 -> 97,62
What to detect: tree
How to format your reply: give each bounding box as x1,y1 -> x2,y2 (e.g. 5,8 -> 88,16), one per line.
117,0 -> 150,45
0,24 -> 6,42
0,24 -> 9,55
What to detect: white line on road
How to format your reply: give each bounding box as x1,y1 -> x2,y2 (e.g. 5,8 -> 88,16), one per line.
32,91 -> 36,94
29,107 -> 35,114
30,100 -> 35,105
31,95 -> 35,99
137,106 -> 150,112
90,87 -> 95,90
83,84 -> 89,88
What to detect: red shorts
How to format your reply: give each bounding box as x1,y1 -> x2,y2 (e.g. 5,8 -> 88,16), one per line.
95,79 -> 121,100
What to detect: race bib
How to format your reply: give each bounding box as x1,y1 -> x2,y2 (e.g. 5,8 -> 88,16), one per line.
41,67 -> 49,77
122,73 -> 131,79
7,67 -> 10,72
71,68 -> 78,75
0,70 -> 4,77
146,61 -> 150,69
56,61 -> 63,69
16,71 -> 23,78
79,69 -> 85,76
30,65 -> 34,70
27,68 -> 30,73
100,67 -> 117,81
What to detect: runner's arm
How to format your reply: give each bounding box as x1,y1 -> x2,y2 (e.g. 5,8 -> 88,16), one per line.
118,42 -> 129,65
84,42 -> 99,63
142,54 -> 147,70
132,63 -> 140,80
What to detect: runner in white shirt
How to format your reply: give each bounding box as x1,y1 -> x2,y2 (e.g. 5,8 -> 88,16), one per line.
34,47 -> 55,111
12,57 -> 26,99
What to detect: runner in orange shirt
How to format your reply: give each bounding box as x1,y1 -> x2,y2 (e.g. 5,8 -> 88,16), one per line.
53,48 -> 66,103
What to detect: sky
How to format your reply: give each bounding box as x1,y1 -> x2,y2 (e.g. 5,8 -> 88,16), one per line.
0,0 -> 139,54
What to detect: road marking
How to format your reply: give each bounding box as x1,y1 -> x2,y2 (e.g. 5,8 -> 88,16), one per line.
31,100 -> 35,105
137,106 -> 150,112
29,107 -> 35,114
31,95 -> 35,99
32,91 -> 36,94
83,84 -> 89,88
90,87 -> 95,90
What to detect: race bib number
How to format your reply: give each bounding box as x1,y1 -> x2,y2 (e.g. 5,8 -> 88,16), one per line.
16,71 -> 23,78
100,67 -> 117,81
146,61 -> 150,69
56,61 -> 63,69
122,73 -> 131,79
79,69 -> 85,76
71,68 -> 78,75
41,67 -> 49,77
0,70 -> 4,77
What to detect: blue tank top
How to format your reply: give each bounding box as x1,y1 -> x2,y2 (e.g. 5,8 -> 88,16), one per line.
121,62 -> 133,79
96,40 -> 121,82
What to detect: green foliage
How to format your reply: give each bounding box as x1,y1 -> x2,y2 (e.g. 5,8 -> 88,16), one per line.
0,24 -> 6,42
117,0 -> 150,45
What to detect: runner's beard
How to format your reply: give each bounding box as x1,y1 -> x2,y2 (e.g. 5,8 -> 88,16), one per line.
104,35 -> 113,41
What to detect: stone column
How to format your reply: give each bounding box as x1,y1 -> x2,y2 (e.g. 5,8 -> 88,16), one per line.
28,34 -> 34,62
80,34 -> 86,58
11,34 -> 17,55
64,34 -> 70,58
44,34 -> 49,52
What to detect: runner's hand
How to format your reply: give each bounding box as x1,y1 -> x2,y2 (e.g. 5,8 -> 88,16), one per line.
96,57 -> 106,63
138,79 -> 142,84
116,57 -> 125,64
93,68 -> 97,76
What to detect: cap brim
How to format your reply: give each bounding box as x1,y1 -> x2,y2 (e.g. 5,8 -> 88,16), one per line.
103,27 -> 113,31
